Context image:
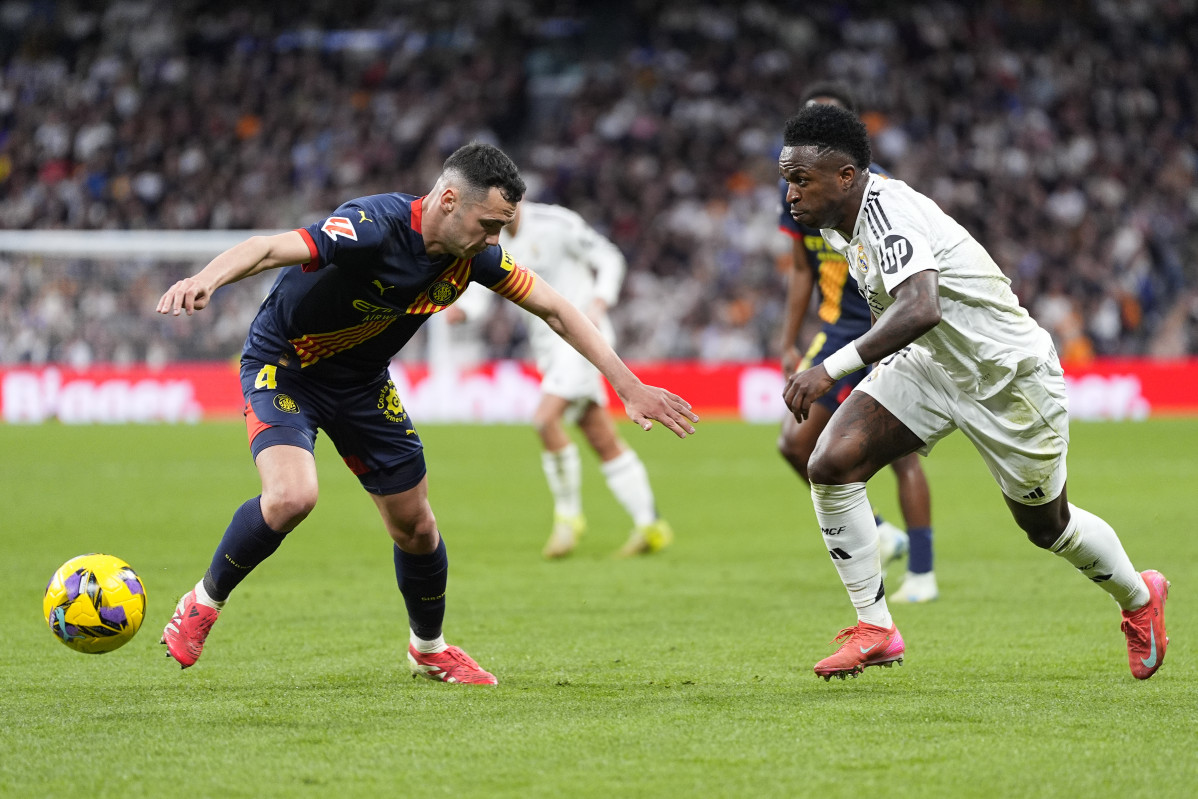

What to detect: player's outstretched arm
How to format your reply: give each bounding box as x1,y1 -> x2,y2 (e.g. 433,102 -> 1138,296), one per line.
780,238 -> 815,376
156,231 -> 311,316
516,277 -> 699,438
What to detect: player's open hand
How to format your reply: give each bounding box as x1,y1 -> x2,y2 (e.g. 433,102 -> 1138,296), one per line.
620,384 -> 699,438
156,276 -> 213,316
783,365 -> 836,422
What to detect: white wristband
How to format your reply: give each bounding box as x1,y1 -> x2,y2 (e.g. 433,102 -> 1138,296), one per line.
822,342 -> 866,380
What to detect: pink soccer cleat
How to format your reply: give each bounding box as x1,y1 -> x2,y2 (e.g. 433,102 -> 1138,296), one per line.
408,644 -> 498,685
161,590 -> 220,668
1121,569 -> 1170,680
814,621 -> 905,681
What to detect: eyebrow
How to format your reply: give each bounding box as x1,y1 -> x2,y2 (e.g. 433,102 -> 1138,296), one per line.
779,164 -> 812,178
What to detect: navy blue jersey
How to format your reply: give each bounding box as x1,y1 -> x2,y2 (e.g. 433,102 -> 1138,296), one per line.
777,165 -> 891,336
243,193 -> 534,382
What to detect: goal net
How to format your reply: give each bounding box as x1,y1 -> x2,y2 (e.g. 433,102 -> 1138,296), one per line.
0,229 -> 542,424
0,230 -> 278,367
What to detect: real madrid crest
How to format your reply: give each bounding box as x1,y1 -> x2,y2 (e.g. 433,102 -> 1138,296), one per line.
856,244 -> 869,275
428,280 -> 459,306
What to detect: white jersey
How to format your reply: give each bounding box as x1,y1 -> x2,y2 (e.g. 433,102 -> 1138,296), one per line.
499,201 -> 626,363
822,172 -> 1055,399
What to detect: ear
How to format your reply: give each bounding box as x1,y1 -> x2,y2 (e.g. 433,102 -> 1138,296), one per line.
838,163 -> 858,190
438,186 -> 458,214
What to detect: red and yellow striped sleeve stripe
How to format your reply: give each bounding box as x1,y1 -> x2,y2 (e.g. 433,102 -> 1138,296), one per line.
491,256 -> 536,304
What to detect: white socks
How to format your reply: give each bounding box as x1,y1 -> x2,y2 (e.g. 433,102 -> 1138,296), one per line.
1050,503 -> 1149,611
542,444 -> 583,518
812,488 -> 1148,622
811,482 -> 892,628
194,579 -> 226,610
543,444 -> 658,528
601,449 -> 657,527
411,631 -> 447,654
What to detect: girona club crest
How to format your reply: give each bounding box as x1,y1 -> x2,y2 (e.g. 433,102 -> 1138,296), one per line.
273,394 -> 300,414
427,280 -> 459,306
321,216 -> 358,241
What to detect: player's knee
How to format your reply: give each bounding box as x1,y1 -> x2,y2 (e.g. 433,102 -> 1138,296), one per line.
777,435 -> 811,480
807,450 -> 846,486
387,507 -> 438,550
260,486 -> 317,531
531,410 -> 559,439
1011,498 -> 1070,549
1020,514 -> 1070,549
1023,524 -> 1064,549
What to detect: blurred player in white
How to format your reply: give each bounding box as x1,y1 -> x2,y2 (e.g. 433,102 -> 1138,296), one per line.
780,104 -> 1169,681
457,201 -> 673,558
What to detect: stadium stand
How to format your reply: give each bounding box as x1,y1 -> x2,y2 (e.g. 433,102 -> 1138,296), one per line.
2,1 -> 1195,365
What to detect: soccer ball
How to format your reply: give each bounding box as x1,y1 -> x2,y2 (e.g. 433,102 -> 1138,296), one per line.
43,553 -> 147,654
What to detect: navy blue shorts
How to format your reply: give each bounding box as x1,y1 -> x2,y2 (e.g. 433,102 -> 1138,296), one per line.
239,359 -> 426,495
801,326 -> 872,411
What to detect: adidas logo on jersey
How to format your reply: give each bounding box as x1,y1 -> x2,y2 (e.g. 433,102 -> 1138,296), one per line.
1022,487 -> 1046,500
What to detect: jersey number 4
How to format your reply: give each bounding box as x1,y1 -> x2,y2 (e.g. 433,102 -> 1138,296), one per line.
254,365 -> 278,390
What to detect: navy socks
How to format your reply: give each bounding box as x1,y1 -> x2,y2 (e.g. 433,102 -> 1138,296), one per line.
907,526 -> 934,574
203,496 -> 286,602
394,538 -> 448,641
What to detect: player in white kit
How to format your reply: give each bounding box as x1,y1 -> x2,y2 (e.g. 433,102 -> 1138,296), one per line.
778,103 -> 1169,681
497,201 -> 674,558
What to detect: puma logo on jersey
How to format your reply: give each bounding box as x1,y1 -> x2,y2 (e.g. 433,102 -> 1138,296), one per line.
321,216 -> 358,241
358,210 -> 373,223
372,280 -> 395,295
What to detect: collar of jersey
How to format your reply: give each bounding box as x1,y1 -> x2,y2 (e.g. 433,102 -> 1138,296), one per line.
411,196 -> 425,233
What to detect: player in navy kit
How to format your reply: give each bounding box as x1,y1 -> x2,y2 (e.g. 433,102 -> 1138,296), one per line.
156,143 -> 699,684
776,83 -> 937,603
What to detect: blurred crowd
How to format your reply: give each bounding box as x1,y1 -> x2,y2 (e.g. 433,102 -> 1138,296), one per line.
2,0 -> 1196,368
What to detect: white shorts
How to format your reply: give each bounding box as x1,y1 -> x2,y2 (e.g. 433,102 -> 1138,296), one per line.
529,320 -> 611,421
855,345 -> 1070,505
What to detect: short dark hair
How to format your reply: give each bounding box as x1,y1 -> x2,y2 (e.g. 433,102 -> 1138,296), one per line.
442,142 -> 526,204
799,80 -> 858,114
783,104 -> 872,171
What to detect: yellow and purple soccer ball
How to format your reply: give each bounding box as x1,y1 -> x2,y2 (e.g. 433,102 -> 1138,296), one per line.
43,554 -> 147,654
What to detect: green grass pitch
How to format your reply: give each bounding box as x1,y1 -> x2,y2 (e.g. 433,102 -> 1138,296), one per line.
1,418 -> 1195,798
